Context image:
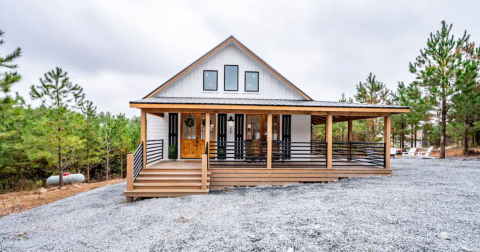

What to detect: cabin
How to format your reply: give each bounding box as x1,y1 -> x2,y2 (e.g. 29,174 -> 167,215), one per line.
125,36 -> 409,201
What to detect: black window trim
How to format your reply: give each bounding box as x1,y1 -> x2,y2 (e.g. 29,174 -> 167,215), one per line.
245,71 -> 260,92
224,65 -> 239,91
203,70 -> 218,91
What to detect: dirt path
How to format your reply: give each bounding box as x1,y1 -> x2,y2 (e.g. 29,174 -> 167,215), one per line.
0,179 -> 125,217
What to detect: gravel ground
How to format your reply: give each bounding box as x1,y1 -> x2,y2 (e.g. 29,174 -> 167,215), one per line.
1,158 -> 479,252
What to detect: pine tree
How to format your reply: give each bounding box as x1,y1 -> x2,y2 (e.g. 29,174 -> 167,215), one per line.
409,21 -> 470,158
114,114 -> 129,178
81,100 -> 101,182
0,29 -> 22,110
100,112 -> 115,180
451,51 -> 480,155
354,73 -> 391,142
30,67 -> 85,186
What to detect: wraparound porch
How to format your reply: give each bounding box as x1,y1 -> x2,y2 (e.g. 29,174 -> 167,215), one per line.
125,101 -> 407,200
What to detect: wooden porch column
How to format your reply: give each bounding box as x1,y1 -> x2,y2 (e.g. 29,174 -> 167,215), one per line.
205,113 -> 210,147
384,115 -> 391,169
141,109 -> 147,169
126,154 -> 134,202
267,113 -> 273,169
347,120 -> 353,161
326,115 -> 333,169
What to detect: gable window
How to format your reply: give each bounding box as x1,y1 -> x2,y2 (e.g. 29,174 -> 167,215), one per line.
203,70 -> 218,91
224,65 -> 238,91
245,71 -> 259,92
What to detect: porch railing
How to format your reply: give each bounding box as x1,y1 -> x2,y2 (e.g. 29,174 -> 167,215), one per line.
272,141 -> 327,168
146,139 -> 164,165
133,141 -> 144,181
332,142 -> 385,167
209,141 -> 268,168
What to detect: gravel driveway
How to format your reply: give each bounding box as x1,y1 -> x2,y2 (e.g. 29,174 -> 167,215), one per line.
1,158 -> 479,251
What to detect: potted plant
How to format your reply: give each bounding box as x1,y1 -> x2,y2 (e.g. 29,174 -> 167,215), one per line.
168,145 -> 177,161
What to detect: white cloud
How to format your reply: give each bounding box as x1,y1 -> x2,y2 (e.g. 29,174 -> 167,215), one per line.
1,0 -> 479,117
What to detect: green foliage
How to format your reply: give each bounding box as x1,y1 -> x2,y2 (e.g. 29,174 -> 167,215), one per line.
409,20 -> 470,158
168,145 -> 177,160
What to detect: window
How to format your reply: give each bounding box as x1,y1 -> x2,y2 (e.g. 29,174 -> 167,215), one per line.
224,65 -> 238,91
203,70 -> 218,91
245,71 -> 259,92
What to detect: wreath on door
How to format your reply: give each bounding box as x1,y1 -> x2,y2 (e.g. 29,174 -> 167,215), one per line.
184,117 -> 195,128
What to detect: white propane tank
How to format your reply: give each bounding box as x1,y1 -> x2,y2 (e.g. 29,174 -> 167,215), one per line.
46,174 -> 85,186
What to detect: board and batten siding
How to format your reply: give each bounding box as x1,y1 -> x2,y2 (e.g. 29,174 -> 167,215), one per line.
146,113 -> 171,160
154,42 -> 305,100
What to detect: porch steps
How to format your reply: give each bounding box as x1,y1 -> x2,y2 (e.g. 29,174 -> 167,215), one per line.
126,169 -> 210,197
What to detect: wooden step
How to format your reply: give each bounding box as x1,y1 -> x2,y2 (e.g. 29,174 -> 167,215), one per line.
134,182 -> 209,187
125,189 -> 209,197
135,177 -> 210,181
138,172 -> 211,176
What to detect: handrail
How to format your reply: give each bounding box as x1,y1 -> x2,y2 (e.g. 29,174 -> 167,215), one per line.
133,142 -> 144,181
146,139 -> 163,165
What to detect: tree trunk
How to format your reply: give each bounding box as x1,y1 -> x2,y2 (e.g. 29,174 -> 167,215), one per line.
120,139 -> 123,178
401,121 -> 405,150
440,97 -> 446,159
414,130 -> 417,148
59,126 -> 63,186
411,129 -> 414,148
371,119 -> 375,142
106,149 -> 109,181
463,116 -> 469,156
87,141 -> 90,183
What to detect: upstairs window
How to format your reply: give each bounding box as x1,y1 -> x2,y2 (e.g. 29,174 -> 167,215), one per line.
224,65 -> 238,91
203,70 -> 218,91
245,71 -> 259,92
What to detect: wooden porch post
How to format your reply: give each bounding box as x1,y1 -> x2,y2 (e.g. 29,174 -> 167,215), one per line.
326,115 -> 333,169
347,120 -> 353,161
205,113 -> 210,146
126,153 -> 133,202
141,109 -> 147,169
384,115 -> 391,169
267,113 -> 273,169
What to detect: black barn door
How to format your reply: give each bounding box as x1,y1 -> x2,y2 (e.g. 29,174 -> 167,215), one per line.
217,114 -> 227,159
168,113 -> 178,159
234,114 -> 244,159
282,115 -> 291,159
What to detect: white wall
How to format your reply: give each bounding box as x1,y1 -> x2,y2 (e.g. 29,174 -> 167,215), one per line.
291,115 -> 311,142
154,41 -> 305,100
290,115 -> 312,161
146,113 -> 170,160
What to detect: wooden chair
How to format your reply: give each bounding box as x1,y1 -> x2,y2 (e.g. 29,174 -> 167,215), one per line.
401,148 -> 417,159
417,146 -> 435,159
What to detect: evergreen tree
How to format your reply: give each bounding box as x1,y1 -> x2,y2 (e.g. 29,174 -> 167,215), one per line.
409,21 -> 470,158
80,100 -> 101,182
114,113 -> 129,178
30,67 -> 85,186
354,73 -> 391,142
451,52 -> 480,155
100,112 -> 115,180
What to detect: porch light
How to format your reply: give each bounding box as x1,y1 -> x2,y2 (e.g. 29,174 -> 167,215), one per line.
227,116 -> 235,133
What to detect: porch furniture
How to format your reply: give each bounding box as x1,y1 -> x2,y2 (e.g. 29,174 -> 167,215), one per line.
401,148 -> 417,159
390,148 -> 397,159
417,146 -> 435,159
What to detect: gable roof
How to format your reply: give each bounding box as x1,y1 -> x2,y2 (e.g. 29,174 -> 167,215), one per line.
143,36 -> 312,100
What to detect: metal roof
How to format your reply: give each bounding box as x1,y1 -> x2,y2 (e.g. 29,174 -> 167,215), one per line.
130,97 -> 409,109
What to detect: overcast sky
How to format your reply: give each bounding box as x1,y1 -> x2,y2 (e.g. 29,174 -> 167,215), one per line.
1,0 -> 479,117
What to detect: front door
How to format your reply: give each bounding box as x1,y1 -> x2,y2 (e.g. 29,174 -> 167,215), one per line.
181,113 -> 215,159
